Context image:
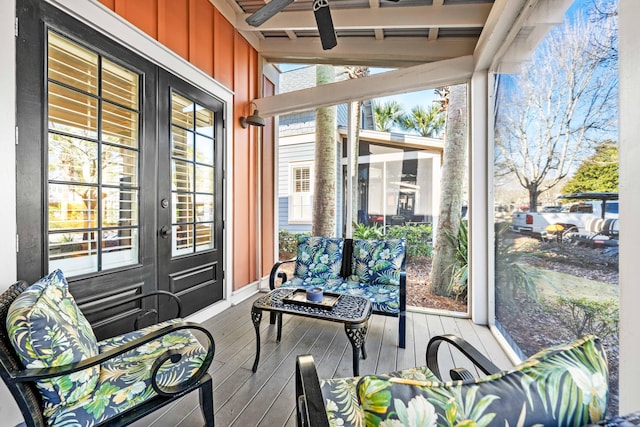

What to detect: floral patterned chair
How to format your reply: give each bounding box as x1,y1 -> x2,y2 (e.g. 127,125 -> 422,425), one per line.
0,270 -> 215,427
269,236 -> 406,347
295,334 -> 609,427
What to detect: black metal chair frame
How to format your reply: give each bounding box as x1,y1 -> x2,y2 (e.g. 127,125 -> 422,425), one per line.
295,334 -> 500,427
0,280 -> 216,427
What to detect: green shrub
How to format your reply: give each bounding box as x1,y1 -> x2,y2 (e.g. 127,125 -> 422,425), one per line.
444,220 -> 468,302
386,223 -> 433,258
552,296 -> 619,340
278,230 -> 309,260
494,227 -> 540,304
352,222 -> 384,239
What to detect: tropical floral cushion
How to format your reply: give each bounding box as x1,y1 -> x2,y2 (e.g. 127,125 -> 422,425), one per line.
46,319 -> 209,426
321,366 -> 438,427
294,236 -> 345,280
351,239 -> 405,286
6,269 -> 100,413
356,335 -> 608,427
281,277 -> 345,294
340,279 -> 399,314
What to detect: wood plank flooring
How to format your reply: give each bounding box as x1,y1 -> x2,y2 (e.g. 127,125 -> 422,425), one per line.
132,292 -> 513,427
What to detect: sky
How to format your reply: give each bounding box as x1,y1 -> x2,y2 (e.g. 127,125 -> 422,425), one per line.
277,64 -> 438,109
276,64 -> 439,133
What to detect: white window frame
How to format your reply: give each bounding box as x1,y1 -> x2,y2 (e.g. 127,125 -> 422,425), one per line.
288,161 -> 313,224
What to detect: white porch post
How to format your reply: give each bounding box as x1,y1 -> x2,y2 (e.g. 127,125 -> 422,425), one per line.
618,0 -> 640,414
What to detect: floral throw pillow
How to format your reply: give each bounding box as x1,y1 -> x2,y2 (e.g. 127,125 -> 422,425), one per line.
6,269 -> 100,413
357,335 -> 608,427
351,238 -> 405,286
293,236 -> 345,280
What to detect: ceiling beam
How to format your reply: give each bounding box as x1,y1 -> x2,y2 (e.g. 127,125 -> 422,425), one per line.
259,37 -> 477,67
236,4 -> 492,32
252,55 -> 474,117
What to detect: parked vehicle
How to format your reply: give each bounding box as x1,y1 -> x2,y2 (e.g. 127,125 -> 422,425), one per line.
510,192 -> 619,246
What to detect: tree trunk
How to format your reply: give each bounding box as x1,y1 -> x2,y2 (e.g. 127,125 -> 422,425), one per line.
431,84 -> 468,296
528,189 -> 539,213
348,100 -> 361,233
312,65 -> 337,237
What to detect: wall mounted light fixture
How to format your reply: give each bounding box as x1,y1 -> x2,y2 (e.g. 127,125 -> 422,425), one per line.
239,102 -> 265,128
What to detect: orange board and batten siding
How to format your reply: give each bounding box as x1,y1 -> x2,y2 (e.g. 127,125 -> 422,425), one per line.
99,0 -> 275,291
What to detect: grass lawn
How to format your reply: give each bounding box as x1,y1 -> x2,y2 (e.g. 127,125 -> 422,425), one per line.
523,264 -> 618,302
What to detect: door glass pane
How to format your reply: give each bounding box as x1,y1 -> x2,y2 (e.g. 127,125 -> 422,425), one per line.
48,82 -> 98,137
196,165 -> 214,193
170,91 -> 216,256
102,58 -> 138,110
48,183 -> 98,230
172,160 -> 194,192
49,231 -> 98,276
172,127 -> 192,160
174,224 -> 194,254
196,224 -> 213,252
102,102 -> 139,147
48,135 -> 98,183
47,30 -> 141,275
102,229 -> 138,270
171,93 -> 194,129
48,31 -> 98,95
195,135 -> 214,165
173,193 -> 194,224
102,188 -> 138,227
102,145 -> 138,186
195,106 -> 214,138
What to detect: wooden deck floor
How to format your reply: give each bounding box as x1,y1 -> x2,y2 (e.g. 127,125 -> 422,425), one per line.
132,292 -> 513,427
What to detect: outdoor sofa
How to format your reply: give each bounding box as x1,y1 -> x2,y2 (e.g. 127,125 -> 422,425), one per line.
269,235 -> 406,348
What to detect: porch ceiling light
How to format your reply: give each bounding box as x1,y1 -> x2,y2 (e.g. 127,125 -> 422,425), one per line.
240,102 -> 265,128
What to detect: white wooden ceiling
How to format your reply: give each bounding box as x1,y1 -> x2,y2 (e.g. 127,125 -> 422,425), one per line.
221,0 -> 496,67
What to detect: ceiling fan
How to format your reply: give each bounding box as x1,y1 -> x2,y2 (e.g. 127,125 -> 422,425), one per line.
246,0 -> 337,50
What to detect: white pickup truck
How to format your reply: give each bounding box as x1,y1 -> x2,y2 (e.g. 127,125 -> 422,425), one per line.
510,193 -> 619,243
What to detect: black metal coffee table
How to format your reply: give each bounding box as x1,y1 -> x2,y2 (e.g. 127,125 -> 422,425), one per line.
251,288 -> 371,376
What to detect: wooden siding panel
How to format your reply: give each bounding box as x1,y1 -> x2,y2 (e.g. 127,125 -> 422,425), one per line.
213,10 -> 235,90
114,0 -> 158,39
233,35 -> 253,290
188,0 -> 213,76
158,0 -> 189,60
99,0 -> 116,10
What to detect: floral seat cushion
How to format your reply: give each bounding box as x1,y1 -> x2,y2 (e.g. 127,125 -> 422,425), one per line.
293,236 -> 345,280
351,238 -> 405,286
280,277 -> 345,294
356,335 -> 608,427
340,279 -> 399,314
6,269 -> 100,415
47,319 -> 209,426
320,366 -> 438,427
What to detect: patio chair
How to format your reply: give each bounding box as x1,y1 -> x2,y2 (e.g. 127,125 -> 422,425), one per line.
0,270 -> 215,427
296,334 -> 609,427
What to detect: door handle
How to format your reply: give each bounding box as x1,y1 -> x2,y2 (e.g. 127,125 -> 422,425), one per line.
159,225 -> 171,239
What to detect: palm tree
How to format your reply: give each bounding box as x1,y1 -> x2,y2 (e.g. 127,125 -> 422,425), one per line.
400,104 -> 446,138
430,85 -> 468,296
345,67 -> 369,234
372,100 -> 404,132
312,65 -> 337,237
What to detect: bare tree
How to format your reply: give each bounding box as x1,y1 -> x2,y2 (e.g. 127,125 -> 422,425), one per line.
430,85 -> 468,296
312,65 -> 337,237
495,11 -> 617,211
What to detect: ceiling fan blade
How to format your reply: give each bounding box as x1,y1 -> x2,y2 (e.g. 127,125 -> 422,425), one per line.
313,0 -> 337,50
246,0 -> 295,27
